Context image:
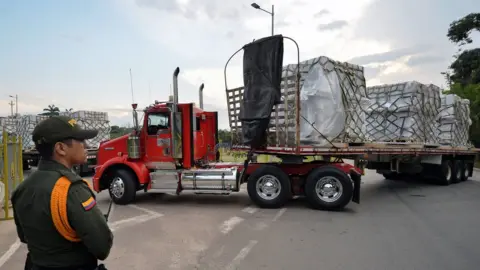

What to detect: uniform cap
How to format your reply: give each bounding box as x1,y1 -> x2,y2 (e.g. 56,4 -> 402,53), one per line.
32,116 -> 98,145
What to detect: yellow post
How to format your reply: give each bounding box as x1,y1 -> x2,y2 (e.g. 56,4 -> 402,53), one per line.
1,130 -> 12,220
18,137 -> 24,183
12,135 -> 17,187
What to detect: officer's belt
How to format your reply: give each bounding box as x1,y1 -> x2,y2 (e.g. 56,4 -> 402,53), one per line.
50,177 -> 93,242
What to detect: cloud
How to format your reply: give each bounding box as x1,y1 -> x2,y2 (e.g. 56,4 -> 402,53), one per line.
406,55 -> 446,67
351,0 -> 480,86
6,0 -> 477,131
317,20 -> 348,31
314,9 -> 330,18
347,44 -> 432,65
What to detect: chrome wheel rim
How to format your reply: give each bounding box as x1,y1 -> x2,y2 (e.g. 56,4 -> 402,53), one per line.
110,177 -> 125,199
256,175 -> 282,200
315,176 -> 343,203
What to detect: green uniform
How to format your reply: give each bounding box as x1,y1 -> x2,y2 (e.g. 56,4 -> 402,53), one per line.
11,116 -> 113,269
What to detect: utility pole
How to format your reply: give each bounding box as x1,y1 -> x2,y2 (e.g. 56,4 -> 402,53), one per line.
8,100 -> 15,118
9,94 -> 18,117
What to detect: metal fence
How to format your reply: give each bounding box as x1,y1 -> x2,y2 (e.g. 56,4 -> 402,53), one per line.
1,130 -> 24,221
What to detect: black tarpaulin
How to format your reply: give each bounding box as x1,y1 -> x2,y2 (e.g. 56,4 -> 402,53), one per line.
239,35 -> 284,148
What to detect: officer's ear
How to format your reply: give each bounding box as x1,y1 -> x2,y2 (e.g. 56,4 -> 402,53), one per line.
54,139 -> 73,156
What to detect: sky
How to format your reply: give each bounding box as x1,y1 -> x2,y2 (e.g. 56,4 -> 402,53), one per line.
0,0 -> 479,130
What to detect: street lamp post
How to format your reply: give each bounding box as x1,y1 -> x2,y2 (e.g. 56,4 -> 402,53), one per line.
9,94 -> 18,117
251,3 -> 274,36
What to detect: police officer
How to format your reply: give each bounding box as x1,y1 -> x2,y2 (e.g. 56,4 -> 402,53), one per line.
11,116 -> 114,270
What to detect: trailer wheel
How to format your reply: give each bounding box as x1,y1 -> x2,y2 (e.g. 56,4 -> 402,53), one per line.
304,166 -> 353,211
247,165 -> 291,209
462,162 -> 472,181
453,160 -> 463,183
437,160 -> 454,185
383,172 -> 402,181
108,168 -> 137,205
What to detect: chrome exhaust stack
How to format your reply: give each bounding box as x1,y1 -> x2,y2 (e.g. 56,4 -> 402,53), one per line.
199,83 -> 204,109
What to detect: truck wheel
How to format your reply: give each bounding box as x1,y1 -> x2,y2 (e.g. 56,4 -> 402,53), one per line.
247,165 -> 291,209
23,160 -> 31,171
304,166 -> 353,211
383,172 -> 402,181
453,160 -> 463,183
437,160 -> 454,185
109,169 -> 137,205
462,162 -> 472,181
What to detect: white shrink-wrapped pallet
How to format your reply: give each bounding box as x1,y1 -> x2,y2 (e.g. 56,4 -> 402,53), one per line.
10,112 -> 111,150
227,55 -> 371,147
437,94 -> 473,147
75,118 -> 111,149
0,117 -> 18,134
365,81 -> 441,144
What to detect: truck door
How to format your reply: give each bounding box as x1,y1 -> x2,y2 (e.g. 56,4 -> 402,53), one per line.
145,112 -> 175,163
193,115 -> 207,161
202,112 -> 219,162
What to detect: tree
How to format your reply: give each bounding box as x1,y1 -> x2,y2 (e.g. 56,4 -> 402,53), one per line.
447,13 -> 480,85
40,104 -> 60,117
445,13 -> 480,147
447,13 -> 480,45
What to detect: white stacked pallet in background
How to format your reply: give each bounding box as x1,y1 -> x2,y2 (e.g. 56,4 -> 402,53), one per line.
16,115 -> 50,149
0,117 -> 17,134
365,81 -> 442,144
1,111 -> 111,150
228,55 -> 371,147
437,94 -> 472,147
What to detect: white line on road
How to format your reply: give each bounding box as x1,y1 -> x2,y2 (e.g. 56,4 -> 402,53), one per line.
127,204 -> 163,216
272,208 -> 287,222
226,240 -> 258,270
110,213 -> 163,232
0,239 -> 21,269
219,216 -> 244,234
242,206 -> 258,214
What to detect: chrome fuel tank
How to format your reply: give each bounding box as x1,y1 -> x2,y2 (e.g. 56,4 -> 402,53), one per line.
181,167 -> 239,191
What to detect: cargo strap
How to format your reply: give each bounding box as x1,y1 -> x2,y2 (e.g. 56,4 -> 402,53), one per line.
50,177 -> 92,242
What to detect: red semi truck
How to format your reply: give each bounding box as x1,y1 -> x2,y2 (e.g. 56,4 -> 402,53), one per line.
92,36 -> 479,211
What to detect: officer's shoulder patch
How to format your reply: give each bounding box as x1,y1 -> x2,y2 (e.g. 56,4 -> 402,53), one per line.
81,196 -> 96,211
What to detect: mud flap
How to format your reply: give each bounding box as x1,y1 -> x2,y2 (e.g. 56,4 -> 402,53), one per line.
350,172 -> 361,204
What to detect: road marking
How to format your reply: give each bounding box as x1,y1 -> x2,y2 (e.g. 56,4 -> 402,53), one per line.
226,240 -> 258,270
110,213 -> 163,232
242,206 -> 258,214
0,204 -> 163,268
0,239 -> 21,269
219,216 -> 244,234
272,208 -> 287,222
127,204 -> 163,216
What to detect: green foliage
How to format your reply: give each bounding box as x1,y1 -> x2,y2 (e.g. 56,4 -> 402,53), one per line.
40,104 -> 60,117
446,13 -> 480,86
447,13 -> 480,45
110,125 -> 133,139
449,48 -> 480,85
444,13 -> 480,147
218,129 -> 232,143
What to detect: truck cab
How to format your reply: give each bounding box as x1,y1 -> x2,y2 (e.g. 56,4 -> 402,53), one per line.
142,103 -> 219,167
95,67 -> 219,179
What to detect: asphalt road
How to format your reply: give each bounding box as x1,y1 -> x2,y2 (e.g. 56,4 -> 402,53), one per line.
2,168 -> 480,270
